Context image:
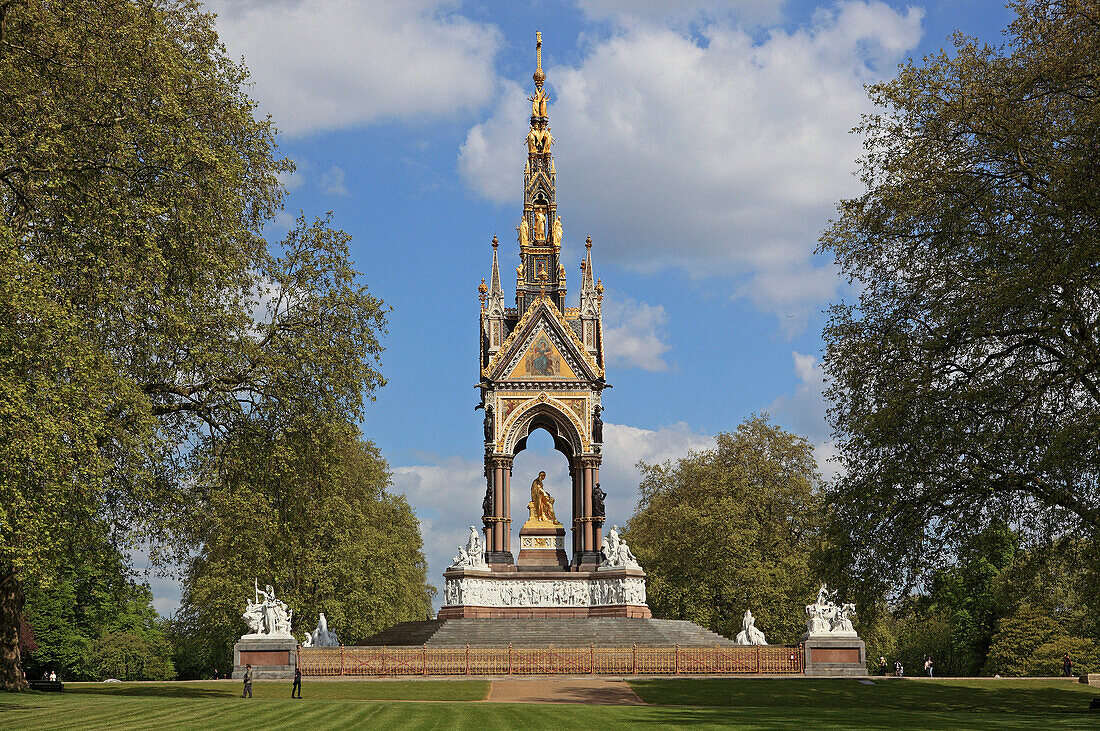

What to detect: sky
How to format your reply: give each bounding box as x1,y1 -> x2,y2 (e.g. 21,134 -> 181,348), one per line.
142,0 -> 1014,617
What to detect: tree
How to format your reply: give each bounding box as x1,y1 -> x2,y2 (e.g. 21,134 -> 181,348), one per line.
170,417 -> 433,677
627,416 -> 824,643
1,0 -> 385,688
22,531 -> 175,681
985,603 -> 1100,676
818,0 -> 1100,594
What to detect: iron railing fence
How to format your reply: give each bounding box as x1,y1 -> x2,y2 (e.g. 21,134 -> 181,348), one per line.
297,644 -> 804,676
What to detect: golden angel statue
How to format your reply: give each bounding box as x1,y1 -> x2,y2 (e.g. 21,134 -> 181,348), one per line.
528,471 -> 557,523
551,216 -> 563,247
534,210 -> 547,240
519,216 -> 530,248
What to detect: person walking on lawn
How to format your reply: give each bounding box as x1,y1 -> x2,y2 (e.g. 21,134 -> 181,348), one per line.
292,667 -> 302,698
243,664 -> 253,698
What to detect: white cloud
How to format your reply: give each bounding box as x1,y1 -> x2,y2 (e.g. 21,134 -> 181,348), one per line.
319,165 -> 349,196
210,0 -> 502,135
459,2 -> 922,323
389,421 -> 712,609
601,292 -> 672,371
767,350 -> 839,481
579,0 -> 785,25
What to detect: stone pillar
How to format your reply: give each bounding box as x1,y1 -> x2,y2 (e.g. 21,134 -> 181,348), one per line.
503,459 -> 512,554
583,465 -> 594,551
570,464 -> 580,559
592,462 -> 602,551
486,456 -> 514,567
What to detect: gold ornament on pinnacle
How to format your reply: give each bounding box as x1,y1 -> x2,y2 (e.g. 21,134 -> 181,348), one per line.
585,235 -> 592,250
492,234 -> 499,249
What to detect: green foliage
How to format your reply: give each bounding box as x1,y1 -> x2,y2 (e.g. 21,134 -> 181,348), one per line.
985,603 -> 1100,676
627,415 -> 823,643
91,632 -> 174,681
0,0 -> 388,687
22,534 -> 174,680
818,0 -> 1100,595
171,418 -> 433,677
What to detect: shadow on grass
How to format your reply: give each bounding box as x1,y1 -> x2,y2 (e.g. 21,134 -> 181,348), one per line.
66,685 -> 231,699
629,677 -> 1096,716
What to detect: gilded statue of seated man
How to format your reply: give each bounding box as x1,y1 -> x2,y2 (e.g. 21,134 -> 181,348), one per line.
528,471 -> 557,523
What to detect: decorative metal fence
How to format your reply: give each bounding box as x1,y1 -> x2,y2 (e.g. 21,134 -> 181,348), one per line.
298,644 -> 804,676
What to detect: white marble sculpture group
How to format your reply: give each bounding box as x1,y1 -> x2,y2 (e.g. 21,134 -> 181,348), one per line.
449,525 -> 489,571
300,612 -> 340,648
598,525 -> 642,571
444,575 -> 646,607
805,583 -> 857,637
734,609 -> 768,645
241,580 -> 294,638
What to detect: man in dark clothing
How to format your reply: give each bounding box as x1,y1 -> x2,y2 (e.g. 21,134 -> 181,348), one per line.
243,664 -> 253,698
878,657 -> 888,676
1063,653 -> 1073,677
292,667 -> 302,698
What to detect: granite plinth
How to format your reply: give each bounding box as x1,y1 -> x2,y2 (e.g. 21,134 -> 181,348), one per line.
802,635 -> 867,677
516,522 -> 569,571
232,636 -> 298,679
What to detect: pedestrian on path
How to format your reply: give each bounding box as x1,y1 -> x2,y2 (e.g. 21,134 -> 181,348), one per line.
879,656 -> 888,675
292,667 -> 302,698
243,664 -> 253,698
894,660 -> 904,677
1063,653 -> 1073,677
924,656 -> 933,677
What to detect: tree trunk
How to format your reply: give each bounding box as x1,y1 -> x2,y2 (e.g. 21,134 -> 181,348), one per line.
0,565 -> 29,691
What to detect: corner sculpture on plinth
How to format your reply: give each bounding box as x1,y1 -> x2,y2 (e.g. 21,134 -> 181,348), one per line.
802,583 -> 867,676
598,525 -> 642,571
301,612 -> 339,648
804,583 -> 858,637
233,579 -> 298,680
242,579 -> 294,638
449,525 -> 489,571
734,610 -> 768,646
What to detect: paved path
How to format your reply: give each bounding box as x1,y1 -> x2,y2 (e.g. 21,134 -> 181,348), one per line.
486,678 -> 645,705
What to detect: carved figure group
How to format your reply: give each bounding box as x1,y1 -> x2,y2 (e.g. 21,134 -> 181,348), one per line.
599,525 -> 642,570
300,612 -> 339,648
444,576 -> 645,607
450,525 -> 488,570
734,610 -> 768,646
242,580 -> 294,638
805,583 -> 859,637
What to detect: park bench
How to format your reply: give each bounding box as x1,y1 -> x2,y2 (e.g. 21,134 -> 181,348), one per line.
28,680 -> 64,692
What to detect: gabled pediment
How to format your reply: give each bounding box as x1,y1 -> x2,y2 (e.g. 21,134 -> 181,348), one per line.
484,296 -> 602,382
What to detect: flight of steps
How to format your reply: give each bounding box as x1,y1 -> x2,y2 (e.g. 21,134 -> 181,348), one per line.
358,618 -> 736,648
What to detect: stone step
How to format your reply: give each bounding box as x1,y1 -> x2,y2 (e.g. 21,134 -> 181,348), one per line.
359,618 -> 737,648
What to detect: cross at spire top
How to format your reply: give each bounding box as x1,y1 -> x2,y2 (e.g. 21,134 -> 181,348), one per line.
534,31 -> 545,87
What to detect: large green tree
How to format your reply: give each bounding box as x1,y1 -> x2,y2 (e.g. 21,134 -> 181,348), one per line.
818,0 -> 1100,594
0,0 -> 385,688
627,416 -> 824,644
170,417 -> 433,678
22,529 -> 175,681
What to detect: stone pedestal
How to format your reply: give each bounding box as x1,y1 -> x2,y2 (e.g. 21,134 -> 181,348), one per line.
802,635 -> 867,677
232,636 -> 298,680
516,519 -> 569,571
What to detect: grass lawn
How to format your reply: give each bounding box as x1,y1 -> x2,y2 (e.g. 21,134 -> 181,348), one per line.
1,676 -> 1097,729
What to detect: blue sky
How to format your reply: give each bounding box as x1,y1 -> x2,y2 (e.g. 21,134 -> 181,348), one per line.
145,0 -> 1013,616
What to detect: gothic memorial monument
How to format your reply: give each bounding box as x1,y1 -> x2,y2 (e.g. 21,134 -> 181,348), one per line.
439,34 -> 650,619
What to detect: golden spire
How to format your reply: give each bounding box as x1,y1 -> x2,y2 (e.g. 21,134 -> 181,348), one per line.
533,32 -> 545,88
